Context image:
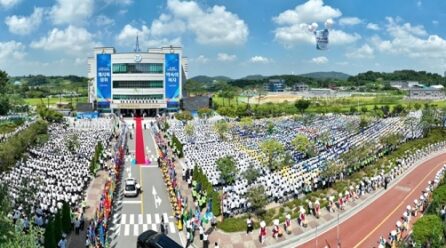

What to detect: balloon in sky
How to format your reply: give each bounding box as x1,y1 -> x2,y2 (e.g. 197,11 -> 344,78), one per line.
309,19 -> 333,50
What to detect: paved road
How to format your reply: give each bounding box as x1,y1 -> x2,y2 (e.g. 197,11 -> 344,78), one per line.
298,152 -> 446,248
109,119 -> 183,248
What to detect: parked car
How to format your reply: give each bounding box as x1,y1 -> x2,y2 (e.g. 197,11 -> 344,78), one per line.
124,178 -> 140,197
137,230 -> 182,248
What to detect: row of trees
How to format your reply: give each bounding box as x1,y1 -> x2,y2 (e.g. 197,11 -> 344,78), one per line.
0,120 -> 48,173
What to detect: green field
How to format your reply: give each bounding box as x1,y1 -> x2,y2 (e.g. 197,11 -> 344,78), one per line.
24,97 -> 88,106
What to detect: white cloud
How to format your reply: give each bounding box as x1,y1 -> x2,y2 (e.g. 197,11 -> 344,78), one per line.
250,56 -> 270,64
371,17 -> 446,59
311,56 -> 328,64
0,0 -> 20,8
346,44 -> 374,59
149,14 -> 186,37
103,0 -> 132,5
116,24 -> 182,48
166,0 -> 248,45
50,0 -> 94,25
366,23 -> 380,31
217,53 -> 237,62
96,15 -> 115,26
31,25 -> 98,55
5,7 -> 43,35
339,17 -> 362,26
0,40 -> 25,61
272,0 -> 360,47
273,0 -> 341,25
74,57 -> 86,65
417,0 -> 422,7
432,20 -> 439,25
195,55 -> 208,64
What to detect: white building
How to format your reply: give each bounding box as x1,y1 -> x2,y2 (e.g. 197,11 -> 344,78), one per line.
87,45 -> 188,116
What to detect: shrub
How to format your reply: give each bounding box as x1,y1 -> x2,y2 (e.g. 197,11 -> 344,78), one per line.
412,214 -> 444,247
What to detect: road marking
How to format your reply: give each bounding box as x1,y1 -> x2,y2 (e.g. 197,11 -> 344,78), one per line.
122,200 -> 142,204
163,213 -> 169,223
146,214 -> 152,224
121,214 -> 126,225
113,214 -> 119,224
354,162 -> 441,247
142,224 -> 148,232
124,224 -> 130,236
169,222 -> 176,234
129,214 -> 134,225
155,213 -> 160,224
139,165 -> 144,214
138,214 -> 143,224
133,224 -> 139,236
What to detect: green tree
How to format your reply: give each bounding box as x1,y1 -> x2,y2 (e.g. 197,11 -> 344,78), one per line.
243,165 -> 260,184
294,99 -> 311,115
239,117 -> 253,129
266,121 -> 275,134
359,115 -> 371,129
0,95 -> 10,115
320,161 -> 343,179
197,107 -> 212,118
255,85 -> 267,105
213,120 -> 229,140
412,215 -> 444,247
379,133 -> 403,149
66,134 -> 79,154
291,134 -> 316,157
414,102 -> 422,110
260,139 -> 285,171
246,185 -> 268,213
44,217 -> 56,248
61,201 -> 72,234
349,105 -> 358,114
54,210 -> 62,242
216,156 -> 237,185
184,123 -> 195,140
175,111 -> 193,121
0,70 -> 9,93
392,104 -> 405,116
360,106 -> 368,114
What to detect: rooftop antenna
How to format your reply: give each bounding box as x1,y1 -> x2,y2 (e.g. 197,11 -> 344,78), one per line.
134,34 -> 141,53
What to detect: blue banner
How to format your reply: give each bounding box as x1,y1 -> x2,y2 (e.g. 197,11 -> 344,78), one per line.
76,112 -> 99,119
97,54 -> 112,108
165,53 -> 180,103
315,29 -> 329,50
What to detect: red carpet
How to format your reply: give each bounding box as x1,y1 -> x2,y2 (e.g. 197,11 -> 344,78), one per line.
134,117 -> 145,164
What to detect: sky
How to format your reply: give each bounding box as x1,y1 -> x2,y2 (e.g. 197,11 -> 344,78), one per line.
0,0 -> 446,78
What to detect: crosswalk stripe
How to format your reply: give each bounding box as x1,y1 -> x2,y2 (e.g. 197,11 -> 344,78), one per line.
133,224 -> 139,236
113,214 -> 119,224
154,213 -> 160,224
169,222 -> 176,234
130,214 -> 134,225
142,224 -> 148,232
121,214 -> 126,225
151,223 -> 157,232
146,214 -> 151,224
138,214 -> 143,224
163,213 -> 169,223
124,224 -> 130,236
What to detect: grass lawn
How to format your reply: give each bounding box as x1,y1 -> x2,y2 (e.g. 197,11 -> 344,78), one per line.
25,97 -> 88,106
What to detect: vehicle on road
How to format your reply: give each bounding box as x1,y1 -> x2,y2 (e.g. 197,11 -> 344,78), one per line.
137,230 -> 182,248
124,178 -> 140,197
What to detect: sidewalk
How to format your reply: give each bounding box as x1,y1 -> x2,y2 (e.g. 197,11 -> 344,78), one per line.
171,150 -> 446,248
67,170 -> 109,247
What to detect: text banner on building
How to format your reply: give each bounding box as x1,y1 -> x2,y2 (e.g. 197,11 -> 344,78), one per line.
96,54 -> 112,108
165,53 -> 180,104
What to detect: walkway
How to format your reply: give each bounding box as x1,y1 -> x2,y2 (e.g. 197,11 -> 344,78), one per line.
134,117 -> 145,164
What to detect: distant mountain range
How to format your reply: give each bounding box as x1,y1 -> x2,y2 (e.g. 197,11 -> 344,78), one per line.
189,71 -> 350,83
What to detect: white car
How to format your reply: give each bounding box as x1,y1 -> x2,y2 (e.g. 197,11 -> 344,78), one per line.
124,178 -> 140,197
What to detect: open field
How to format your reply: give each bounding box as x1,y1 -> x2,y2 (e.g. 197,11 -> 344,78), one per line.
25,97 -> 88,106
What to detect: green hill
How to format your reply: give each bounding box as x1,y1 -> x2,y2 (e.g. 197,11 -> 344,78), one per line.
189,75 -> 232,83
299,71 -> 350,80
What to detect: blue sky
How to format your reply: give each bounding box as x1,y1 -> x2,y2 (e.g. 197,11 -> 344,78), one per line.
0,0 -> 445,78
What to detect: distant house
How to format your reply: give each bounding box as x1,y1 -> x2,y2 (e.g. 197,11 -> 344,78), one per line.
308,88 -> 335,97
264,79 -> 285,92
409,87 -> 445,100
390,81 -> 424,90
293,83 -> 309,92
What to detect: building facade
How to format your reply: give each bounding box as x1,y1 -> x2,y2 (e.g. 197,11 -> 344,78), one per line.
409,87 -> 445,100
264,79 -> 285,92
87,46 -> 187,116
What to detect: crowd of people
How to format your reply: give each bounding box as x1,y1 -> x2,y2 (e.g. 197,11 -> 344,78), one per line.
0,116 -> 36,142
0,117 -> 114,246
167,113 -> 424,216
